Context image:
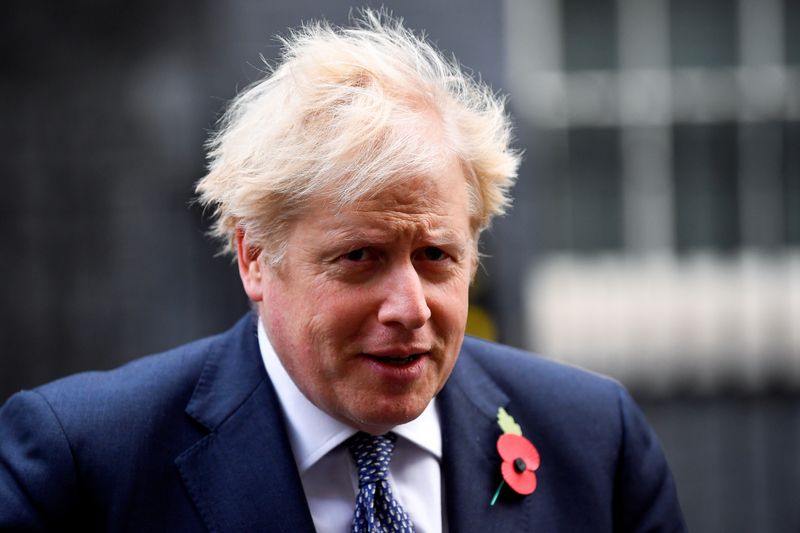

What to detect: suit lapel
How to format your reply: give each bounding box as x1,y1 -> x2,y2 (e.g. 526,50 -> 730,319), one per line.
174,319 -> 533,531
438,342 -> 532,531
175,314 -> 315,532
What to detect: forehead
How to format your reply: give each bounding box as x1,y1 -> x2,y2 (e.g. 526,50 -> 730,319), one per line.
352,174 -> 459,216
294,160 -> 472,242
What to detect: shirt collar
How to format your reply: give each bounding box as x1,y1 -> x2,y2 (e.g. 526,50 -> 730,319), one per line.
257,318 -> 442,473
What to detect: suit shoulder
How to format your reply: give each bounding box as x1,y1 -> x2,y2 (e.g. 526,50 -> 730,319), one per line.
39,333 -> 217,401
16,330 -> 229,436
460,335 -> 624,400
457,335 -> 634,433
455,341 -> 685,530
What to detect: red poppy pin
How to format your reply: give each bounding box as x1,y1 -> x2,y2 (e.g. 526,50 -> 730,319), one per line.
490,407 -> 540,506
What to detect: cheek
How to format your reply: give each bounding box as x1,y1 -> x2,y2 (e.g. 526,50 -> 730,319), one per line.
284,284 -> 377,356
259,292 -> 294,355
316,286 -> 377,327
261,275 -> 313,353
431,274 -> 471,320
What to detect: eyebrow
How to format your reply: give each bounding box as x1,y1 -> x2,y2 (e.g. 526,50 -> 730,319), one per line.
324,227 -> 470,251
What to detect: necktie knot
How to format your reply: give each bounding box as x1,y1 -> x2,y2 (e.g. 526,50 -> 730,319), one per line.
347,432 -> 396,486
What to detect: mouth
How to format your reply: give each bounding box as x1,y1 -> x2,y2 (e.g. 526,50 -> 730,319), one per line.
365,353 -> 425,366
359,349 -> 431,384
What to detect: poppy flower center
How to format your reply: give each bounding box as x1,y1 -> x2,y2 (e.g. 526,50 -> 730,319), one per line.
513,457 -> 527,473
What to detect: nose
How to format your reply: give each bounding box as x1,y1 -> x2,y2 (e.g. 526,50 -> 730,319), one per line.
377,262 -> 432,330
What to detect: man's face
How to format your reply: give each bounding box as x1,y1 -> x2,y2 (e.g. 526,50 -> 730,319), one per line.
244,156 -> 474,435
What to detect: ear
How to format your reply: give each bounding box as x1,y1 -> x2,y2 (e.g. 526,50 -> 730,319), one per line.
236,227 -> 265,302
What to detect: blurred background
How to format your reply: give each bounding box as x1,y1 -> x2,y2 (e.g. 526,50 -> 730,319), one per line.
2,0 -> 798,530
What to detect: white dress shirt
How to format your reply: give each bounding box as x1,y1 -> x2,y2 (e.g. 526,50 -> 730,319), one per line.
257,320 -> 444,533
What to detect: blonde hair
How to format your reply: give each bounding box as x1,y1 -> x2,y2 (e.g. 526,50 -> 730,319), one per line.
196,9 -> 520,264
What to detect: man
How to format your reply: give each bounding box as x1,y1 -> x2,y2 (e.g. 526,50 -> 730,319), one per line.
0,11 -> 686,532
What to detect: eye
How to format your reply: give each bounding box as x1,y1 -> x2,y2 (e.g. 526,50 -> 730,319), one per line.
418,247 -> 448,261
341,248 -> 373,262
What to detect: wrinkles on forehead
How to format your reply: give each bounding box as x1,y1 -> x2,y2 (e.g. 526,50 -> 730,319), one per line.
351,174 -> 451,214
337,169 -> 462,221
330,192 -> 462,231
301,170 -> 472,242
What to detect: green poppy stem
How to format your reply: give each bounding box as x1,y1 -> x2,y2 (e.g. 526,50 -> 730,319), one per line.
490,480 -> 505,506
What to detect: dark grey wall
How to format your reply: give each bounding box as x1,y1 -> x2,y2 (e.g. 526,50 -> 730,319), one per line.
1,0 -> 505,399
3,2 -> 799,532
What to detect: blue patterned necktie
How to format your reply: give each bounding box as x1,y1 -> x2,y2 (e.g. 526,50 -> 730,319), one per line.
347,432 -> 415,533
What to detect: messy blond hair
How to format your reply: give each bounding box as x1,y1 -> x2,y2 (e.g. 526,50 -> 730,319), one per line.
196,9 -> 519,264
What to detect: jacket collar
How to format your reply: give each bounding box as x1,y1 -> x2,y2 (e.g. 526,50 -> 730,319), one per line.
175,316 -> 527,531
438,338 -> 532,530
175,313 -> 315,531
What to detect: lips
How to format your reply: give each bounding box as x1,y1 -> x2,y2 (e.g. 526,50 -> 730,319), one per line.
357,347 -> 432,386
365,353 -> 424,366
362,346 -> 431,367
362,344 -> 430,368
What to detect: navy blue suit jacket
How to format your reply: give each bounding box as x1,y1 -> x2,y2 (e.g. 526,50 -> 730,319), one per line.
0,314 -> 686,531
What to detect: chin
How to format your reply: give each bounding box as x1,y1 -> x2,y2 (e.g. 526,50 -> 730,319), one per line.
350,401 -> 428,434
